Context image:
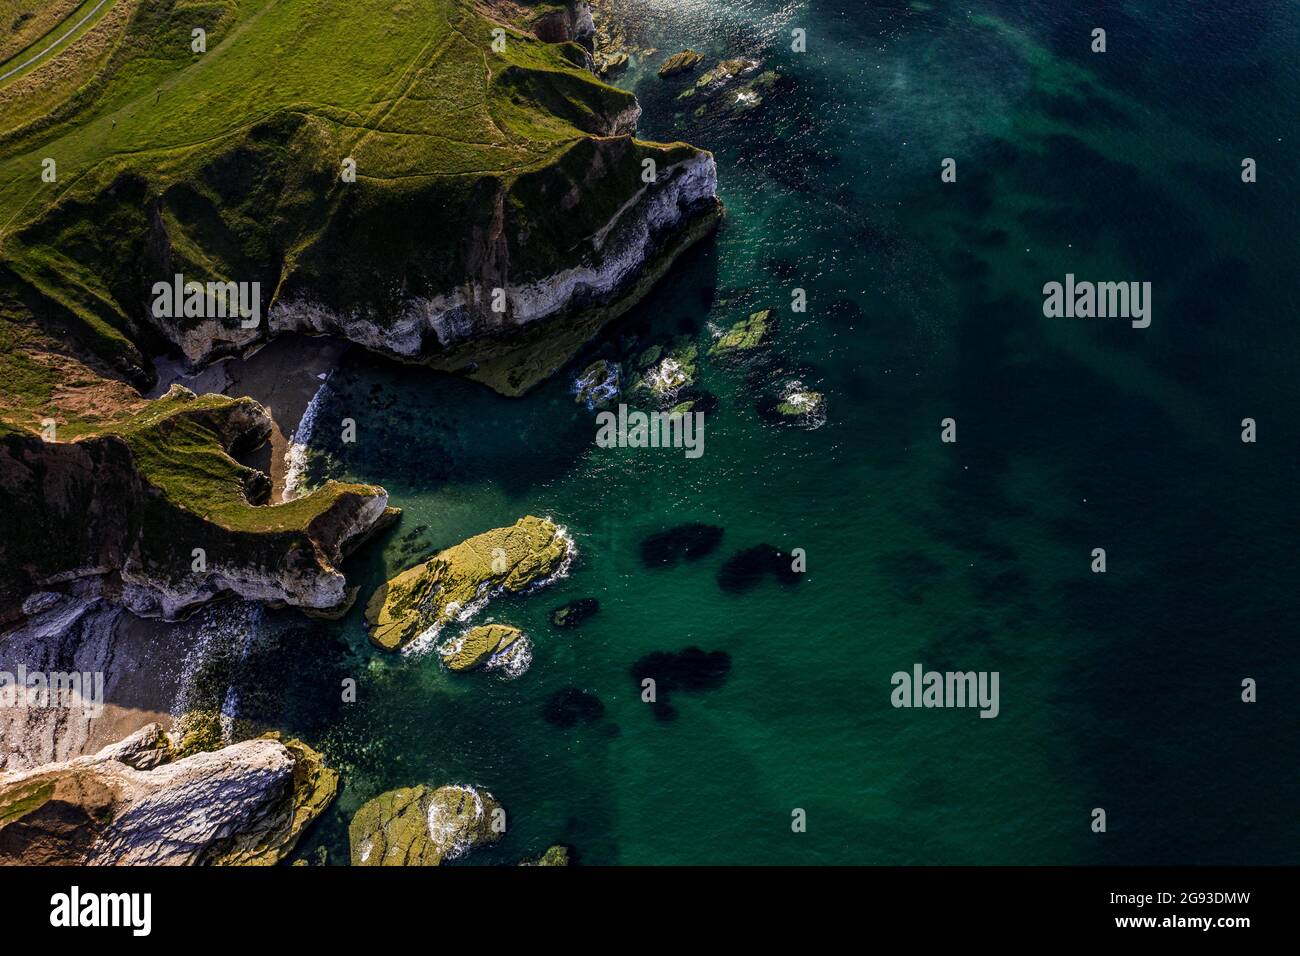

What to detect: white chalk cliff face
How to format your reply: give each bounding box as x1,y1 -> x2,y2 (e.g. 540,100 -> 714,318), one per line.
270,152 -> 718,356
0,395 -> 392,625
120,487 -> 391,621
163,151 -> 721,392
0,724 -> 338,865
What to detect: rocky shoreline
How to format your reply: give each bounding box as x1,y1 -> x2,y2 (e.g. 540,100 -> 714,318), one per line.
0,724 -> 337,865
0,0 -> 722,867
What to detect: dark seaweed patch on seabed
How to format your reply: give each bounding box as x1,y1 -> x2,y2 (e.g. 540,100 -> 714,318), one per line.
630,648 -> 732,722
717,544 -> 802,592
541,688 -> 606,728
640,523 -> 725,568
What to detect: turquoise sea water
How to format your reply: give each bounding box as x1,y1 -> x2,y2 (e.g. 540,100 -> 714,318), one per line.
227,0 -> 1299,864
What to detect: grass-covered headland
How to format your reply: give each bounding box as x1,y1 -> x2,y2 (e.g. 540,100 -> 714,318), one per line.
0,0 -> 717,620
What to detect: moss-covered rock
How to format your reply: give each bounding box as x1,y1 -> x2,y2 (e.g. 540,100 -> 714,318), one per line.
631,338 -> 699,399
777,389 -> 826,419
683,58 -> 761,99
597,51 -> 629,77
349,784 -> 503,866
167,709 -> 227,761
440,623 -> 525,672
690,70 -> 781,120
550,597 -> 600,628
364,516 -> 571,652
658,49 -> 703,77
709,309 -> 774,356
210,734 -> 340,866
521,844 -> 571,866
348,786 -> 432,866
573,358 -> 621,409
276,736 -> 341,860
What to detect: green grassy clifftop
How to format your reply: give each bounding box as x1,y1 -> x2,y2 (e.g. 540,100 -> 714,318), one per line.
0,0 -> 720,392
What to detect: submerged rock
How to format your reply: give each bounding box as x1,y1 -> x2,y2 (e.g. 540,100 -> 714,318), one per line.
364,516 -> 572,652
658,49 -> 703,78
349,784 -> 502,866
550,597 -> 601,628
440,623 -> 526,672
0,724 -> 337,865
709,309 -> 774,357
675,387 -> 718,415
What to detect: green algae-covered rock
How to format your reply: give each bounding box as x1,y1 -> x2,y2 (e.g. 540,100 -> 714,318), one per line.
168,708 -> 227,760
730,87 -> 764,113
750,69 -> 781,93
441,623 -> 525,672
213,735 -> 340,866
634,340 -> 699,398
350,784 -> 503,866
777,390 -> 826,418
279,737 -> 341,856
598,51 -> 629,76
709,309 -> 774,356
690,58 -> 760,96
349,787 -> 433,866
521,844 -> 571,866
644,356 -> 693,394
691,70 -> 780,119
573,359 -> 621,409
364,516 -> 570,652
658,49 -> 703,77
